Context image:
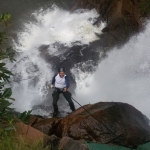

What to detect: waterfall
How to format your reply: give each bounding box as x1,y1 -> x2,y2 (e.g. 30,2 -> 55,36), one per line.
6,4 -> 150,119
8,6 -> 105,115
73,21 -> 150,119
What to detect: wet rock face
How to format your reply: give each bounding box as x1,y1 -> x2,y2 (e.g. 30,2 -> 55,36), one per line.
71,0 -> 142,31
53,102 -> 150,148
70,0 -> 144,50
29,102 -> 150,148
58,137 -> 89,150
28,116 -> 60,135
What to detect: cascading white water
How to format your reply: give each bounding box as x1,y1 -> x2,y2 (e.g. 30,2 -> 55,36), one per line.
73,21 -> 150,119
8,6 -> 105,114
7,4 -> 150,119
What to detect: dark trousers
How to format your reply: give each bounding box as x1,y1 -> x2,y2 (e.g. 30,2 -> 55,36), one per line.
52,88 -> 75,113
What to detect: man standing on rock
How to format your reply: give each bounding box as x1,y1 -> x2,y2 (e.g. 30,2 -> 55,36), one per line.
51,67 -> 75,117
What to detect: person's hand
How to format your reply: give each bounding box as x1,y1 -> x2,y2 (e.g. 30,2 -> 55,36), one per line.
50,84 -> 54,88
63,88 -> 67,92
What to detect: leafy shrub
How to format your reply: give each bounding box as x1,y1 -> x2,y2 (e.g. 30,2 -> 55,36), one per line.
17,110 -> 32,124
0,13 -> 15,132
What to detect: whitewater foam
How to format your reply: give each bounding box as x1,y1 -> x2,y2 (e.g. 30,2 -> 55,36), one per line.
8,6 -> 104,112
8,5 -> 150,120
73,22 -> 150,119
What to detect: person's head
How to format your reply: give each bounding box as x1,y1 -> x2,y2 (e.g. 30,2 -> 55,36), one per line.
58,67 -> 65,78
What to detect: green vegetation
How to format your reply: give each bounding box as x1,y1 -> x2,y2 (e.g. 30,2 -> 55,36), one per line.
0,13 -> 47,150
0,13 -> 15,133
0,132 -> 48,150
17,110 -> 32,124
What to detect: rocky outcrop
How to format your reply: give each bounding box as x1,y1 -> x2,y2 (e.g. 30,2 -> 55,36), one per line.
44,135 -> 89,150
28,102 -> 150,149
32,118 -> 60,135
14,121 -> 50,145
54,102 -> 150,148
58,137 -> 89,150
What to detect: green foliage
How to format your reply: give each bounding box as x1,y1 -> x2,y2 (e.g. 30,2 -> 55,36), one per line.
0,13 -> 11,45
0,12 -> 48,150
139,0 -> 150,15
0,47 -> 16,62
0,13 -> 15,131
17,110 -> 32,124
0,13 -> 11,22
0,131 -> 48,150
0,13 -> 11,28
0,63 -> 13,82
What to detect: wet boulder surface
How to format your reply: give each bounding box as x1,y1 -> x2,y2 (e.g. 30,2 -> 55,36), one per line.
29,102 -> 150,149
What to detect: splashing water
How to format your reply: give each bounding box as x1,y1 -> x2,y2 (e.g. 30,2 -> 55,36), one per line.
7,4 -> 150,119
73,21 -> 150,119
8,6 -> 105,113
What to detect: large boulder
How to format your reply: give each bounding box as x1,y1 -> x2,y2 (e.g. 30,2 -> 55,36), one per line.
53,102 -> 150,148
44,135 -> 89,150
32,118 -> 60,135
30,102 -> 150,148
15,121 -> 50,145
58,137 -> 89,150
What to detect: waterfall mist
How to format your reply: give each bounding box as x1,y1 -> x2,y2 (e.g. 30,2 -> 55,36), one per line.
4,1 -> 150,119
73,22 -> 150,119
8,6 -> 105,115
